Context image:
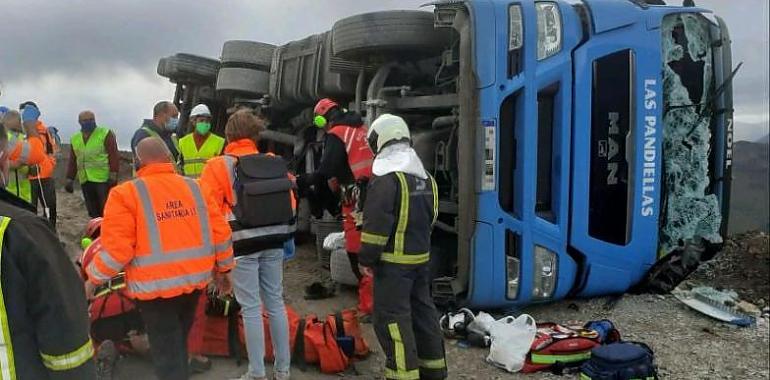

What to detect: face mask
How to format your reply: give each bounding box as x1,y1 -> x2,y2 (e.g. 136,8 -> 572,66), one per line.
165,117 -> 179,132
80,120 -> 97,132
195,122 -> 211,135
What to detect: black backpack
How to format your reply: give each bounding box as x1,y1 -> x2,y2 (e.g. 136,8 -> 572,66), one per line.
580,342 -> 658,380
232,154 -> 294,228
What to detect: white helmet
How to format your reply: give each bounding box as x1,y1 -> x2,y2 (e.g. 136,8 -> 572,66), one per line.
190,104 -> 211,118
367,114 -> 411,154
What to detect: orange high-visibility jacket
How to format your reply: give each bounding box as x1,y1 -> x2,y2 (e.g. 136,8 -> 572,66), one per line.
28,121 -> 57,179
8,133 -> 45,165
86,162 -> 234,300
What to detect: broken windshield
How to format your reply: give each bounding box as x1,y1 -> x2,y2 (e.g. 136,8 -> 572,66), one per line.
660,13 -> 723,254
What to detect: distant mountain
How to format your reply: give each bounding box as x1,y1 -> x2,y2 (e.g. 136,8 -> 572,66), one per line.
729,140 -> 769,234
754,134 -> 769,144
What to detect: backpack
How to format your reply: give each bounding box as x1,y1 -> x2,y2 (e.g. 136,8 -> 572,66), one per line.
522,322 -> 614,373
231,154 -> 294,228
580,342 -> 658,380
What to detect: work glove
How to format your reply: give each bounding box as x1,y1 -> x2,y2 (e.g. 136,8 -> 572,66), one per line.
64,179 -> 75,193
21,105 -> 40,123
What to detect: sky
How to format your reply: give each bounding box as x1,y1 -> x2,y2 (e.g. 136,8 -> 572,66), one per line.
1,0 -> 768,148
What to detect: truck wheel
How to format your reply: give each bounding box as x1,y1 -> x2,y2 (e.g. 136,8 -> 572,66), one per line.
331,10 -> 449,61
216,67 -> 270,96
157,53 -> 220,83
221,40 -> 276,70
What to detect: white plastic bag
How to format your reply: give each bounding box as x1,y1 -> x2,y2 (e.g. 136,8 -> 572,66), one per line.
486,314 -> 536,373
322,232 -> 346,250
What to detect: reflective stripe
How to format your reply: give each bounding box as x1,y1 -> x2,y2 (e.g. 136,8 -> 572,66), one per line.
132,246 -> 213,266
394,173 -> 409,256
127,269 -> 211,295
381,252 -> 429,265
184,158 -> 209,164
98,249 -> 124,273
429,175 -> 439,225
132,178 -> 213,267
214,239 -> 232,253
87,261 -> 113,282
216,255 -> 234,268
361,232 -> 389,246
384,368 -> 420,380
18,141 -> 30,163
40,339 -> 95,371
388,323 -> 413,379
350,159 -> 373,171
530,351 -> 592,364
0,217 -> 18,379
223,155 -> 238,205
231,223 -> 296,241
419,357 -> 446,369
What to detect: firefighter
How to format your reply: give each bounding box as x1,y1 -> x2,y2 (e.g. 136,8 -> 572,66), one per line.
0,122 -> 97,379
85,137 -> 234,380
359,114 -> 447,380
178,104 -> 225,178
64,110 -> 121,218
1,108 -> 45,203
296,98 -> 374,317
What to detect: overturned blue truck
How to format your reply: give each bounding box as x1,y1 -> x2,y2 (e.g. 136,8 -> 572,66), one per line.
157,0 -> 735,308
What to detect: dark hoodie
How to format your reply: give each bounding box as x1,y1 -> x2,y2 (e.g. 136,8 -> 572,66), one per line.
130,119 -> 179,161
299,111 -> 364,189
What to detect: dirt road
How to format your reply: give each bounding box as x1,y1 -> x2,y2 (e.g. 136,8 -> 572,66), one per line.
55,189 -> 769,379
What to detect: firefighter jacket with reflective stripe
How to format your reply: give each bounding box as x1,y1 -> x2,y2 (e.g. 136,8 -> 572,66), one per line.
0,191 -> 96,379
28,121 -> 57,180
327,125 -> 373,181
178,133 -> 225,178
71,126 -> 111,184
5,130 -> 45,203
87,162 -> 234,301
199,138 -> 297,257
359,172 -> 438,267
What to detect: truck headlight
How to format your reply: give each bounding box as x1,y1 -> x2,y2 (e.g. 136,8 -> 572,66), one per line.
536,2 -> 562,60
532,245 -> 557,299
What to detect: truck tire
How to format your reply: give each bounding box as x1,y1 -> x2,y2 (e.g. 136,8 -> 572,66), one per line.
157,53 -> 220,83
221,40 -> 276,70
331,10 -> 449,61
216,67 -> 270,95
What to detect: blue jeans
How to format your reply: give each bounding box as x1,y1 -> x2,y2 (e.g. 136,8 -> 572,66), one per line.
232,248 -> 291,378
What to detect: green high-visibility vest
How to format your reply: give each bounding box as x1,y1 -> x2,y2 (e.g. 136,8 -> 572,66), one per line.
178,133 -> 225,178
71,126 -> 111,184
5,131 -> 32,203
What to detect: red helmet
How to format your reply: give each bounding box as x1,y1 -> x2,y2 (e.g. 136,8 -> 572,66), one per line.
79,237 -> 102,280
313,98 -> 339,116
84,217 -> 103,240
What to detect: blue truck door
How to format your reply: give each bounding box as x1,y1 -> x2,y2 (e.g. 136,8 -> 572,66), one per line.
569,1 -> 663,296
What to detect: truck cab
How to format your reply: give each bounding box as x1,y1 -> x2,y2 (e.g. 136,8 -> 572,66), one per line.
158,0 -> 734,308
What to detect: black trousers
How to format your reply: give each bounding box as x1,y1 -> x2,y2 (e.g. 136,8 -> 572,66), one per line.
373,264 -> 447,380
31,177 -> 57,228
137,291 -> 200,380
81,182 -> 111,218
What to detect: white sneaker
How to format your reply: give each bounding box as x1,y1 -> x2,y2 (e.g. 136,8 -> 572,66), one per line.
273,371 -> 290,380
230,373 -> 266,380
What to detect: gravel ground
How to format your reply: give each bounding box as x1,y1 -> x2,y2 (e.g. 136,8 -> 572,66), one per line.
55,190 -> 769,379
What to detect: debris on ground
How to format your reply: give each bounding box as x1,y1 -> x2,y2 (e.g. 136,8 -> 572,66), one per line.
672,286 -> 757,326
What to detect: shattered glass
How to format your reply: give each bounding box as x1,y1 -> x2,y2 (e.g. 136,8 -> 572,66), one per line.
660,14 -> 723,253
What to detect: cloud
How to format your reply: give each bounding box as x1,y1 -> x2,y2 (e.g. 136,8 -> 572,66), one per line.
0,0 -> 767,148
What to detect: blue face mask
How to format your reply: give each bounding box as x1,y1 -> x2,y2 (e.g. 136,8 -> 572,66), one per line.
165,117 -> 179,132
80,120 -> 97,132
